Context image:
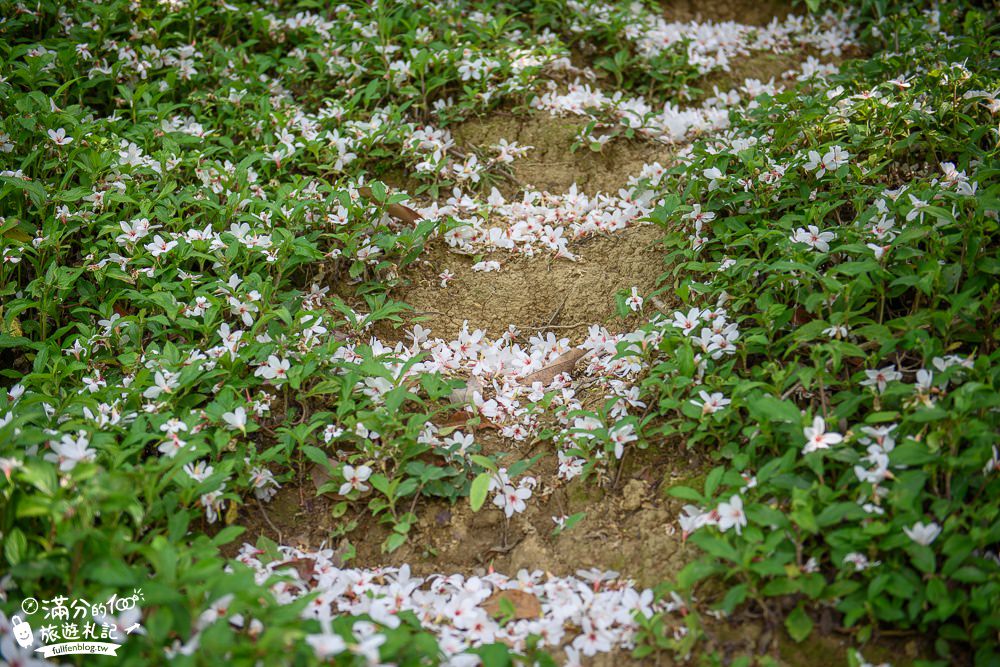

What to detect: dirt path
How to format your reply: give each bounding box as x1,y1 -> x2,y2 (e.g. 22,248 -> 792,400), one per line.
232,12 -> 892,663
244,109 -> 700,582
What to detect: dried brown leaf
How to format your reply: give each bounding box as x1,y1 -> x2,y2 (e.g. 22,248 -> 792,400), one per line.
438,410 -> 500,433
2,226 -> 33,243
310,459 -> 339,494
274,558 -> 316,582
481,589 -> 542,619
439,411 -> 471,427
518,348 -> 587,387
358,186 -> 422,224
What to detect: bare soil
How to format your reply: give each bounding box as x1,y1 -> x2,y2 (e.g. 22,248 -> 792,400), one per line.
249,441 -> 704,587
454,113 -> 671,196
396,224 -> 668,342
659,0 -> 793,25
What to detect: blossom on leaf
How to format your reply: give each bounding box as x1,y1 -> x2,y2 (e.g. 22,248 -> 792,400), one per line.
255,355 -> 290,381
716,495 -> 746,535
48,127 -> 74,146
802,415 -> 843,454
903,521 -> 941,546
339,464 -> 372,496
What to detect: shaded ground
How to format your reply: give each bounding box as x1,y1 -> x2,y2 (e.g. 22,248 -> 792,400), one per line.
395,104 -> 675,340
659,0 -> 793,24
695,50 -> 806,96
249,442 -> 703,588
397,224 -> 668,341
454,113 -> 670,196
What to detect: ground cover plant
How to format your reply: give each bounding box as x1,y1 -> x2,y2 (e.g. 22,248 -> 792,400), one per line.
0,0 -> 997,665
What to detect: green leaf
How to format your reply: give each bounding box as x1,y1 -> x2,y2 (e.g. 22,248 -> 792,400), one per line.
704,466 -> 724,497
667,486 -> 704,502
369,473 -> 391,496
790,505 -> 819,534
472,643 -> 512,667
211,525 -> 245,546
470,455 -> 497,472
369,181 -> 387,202
785,603 -> 813,642
910,545 -> 936,574
384,532 -> 407,553
690,533 -> 740,563
762,577 -> 801,597
301,445 -> 332,470
890,440 -> 937,466
4,527 -> 27,565
469,472 -> 491,512
676,558 -> 722,588
507,454 -> 541,479
718,583 -> 748,613
552,512 -> 586,535
748,395 -> 801,423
